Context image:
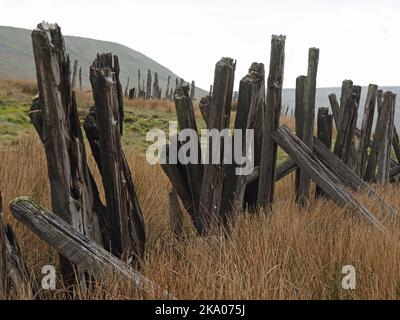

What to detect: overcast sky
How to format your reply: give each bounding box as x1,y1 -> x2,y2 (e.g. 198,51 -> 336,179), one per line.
2,0 -> 400,90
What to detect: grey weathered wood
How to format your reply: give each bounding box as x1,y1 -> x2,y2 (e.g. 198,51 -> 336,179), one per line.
356,84 -> 378,177
9,197 -> 172,299
71,59 -> 78,89
392,126 -> 400,164
90,54 -> 146,264
273,126 -> 385,232
152,72 -> 160,99
258,35 -> 286,207
295,75 -> 307,201
328,93 -> 340,128
146,69 -> 152,99
340,80 -> 353,110
377,92 -> 396,185
221,62 -> 265,218
199,96 -> 211,128
137,70 -> 141,93
365,92 -> 395,182
333,86 -> 358,164
174,85 -> 203,232
0,193 -> 6,298
275,159 -> 296,181
31,22 -> 104,279
190,81 -> 195,100
313,137 -> 397,216
124,77 -> 130,97
199,57 -> 235,233
79,67 -> 82,91
315,107 -> 333,197
165,76 -> 171,99
297,47 -> 319,206
209,85 -> 213,96
168,190 -> 184,238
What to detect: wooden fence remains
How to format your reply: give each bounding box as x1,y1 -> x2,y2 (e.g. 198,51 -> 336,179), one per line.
1,22 -> 399,296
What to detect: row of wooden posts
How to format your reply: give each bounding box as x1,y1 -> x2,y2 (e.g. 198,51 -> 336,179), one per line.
0,22 -> 398,298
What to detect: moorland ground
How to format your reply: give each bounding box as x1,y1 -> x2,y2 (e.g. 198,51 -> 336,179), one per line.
1,79 -> 400,299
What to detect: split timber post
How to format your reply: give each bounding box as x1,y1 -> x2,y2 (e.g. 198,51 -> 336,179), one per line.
71,59 -> 78,89
138,70 -> 141,94
79,66 -> 82,91
356,84 -> 377,177
199,57 -> 235,233
209,85 -> 213,96
257,35 -> 286,207
377,92 -> 396,184
9,197 -> 172,299
199,96 -> 211,128
364,91 -> 396,182
146,70 -> 152,99
88,53 -> 146,264
153,72 -> 160,99
294,75 -> 307,200
174,85 -> 204,233
31,22 -> 104,280
221,62 -> 265,219
190,81 -> 195,100
315,107 -> 333,197
124,77 -> 130,97
328,93 -> 340,128
297,47 -> 319,207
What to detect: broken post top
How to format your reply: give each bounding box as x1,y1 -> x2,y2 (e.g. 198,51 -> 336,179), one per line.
215,57 -> 236,70
242,62 -> 265,84
33,22 -> 65,52
174,85 -> 190,100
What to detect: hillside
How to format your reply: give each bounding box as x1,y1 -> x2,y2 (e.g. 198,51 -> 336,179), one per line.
0,25 -> 207,99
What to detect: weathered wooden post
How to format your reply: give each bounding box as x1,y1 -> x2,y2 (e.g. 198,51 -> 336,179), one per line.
298,47 -> 319,206
71,59 -> 78,89
31,22 -> 104,280
146,69 -> 152,99
88,53 -> 146,264
315,107 -> 333,197
190,80 -> 195,100
79,66 -> 82,91
295,75 -> 307,201
124,77 -> 130,97
0,193 -> 6,298
169,190 -> 184,238
364,91 -> 396,182
257,35 -> 286,207
221,62 -> 265,218
209,85 -> 213,96
153,72 -> 160,99
328,93 -> 340,128
199,57 -> 235,233
138,70 -> 141,94
356,84 -> 377,177
174,85 -> 204,232
199,96 -> 211,128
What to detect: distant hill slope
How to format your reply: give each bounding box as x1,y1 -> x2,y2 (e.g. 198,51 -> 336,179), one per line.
0,25 -> 207,99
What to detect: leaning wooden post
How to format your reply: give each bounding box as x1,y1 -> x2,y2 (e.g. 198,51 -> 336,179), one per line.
199,57 -> 235,233
356,84 -> 377,177
124,77 -> 130,97
71,59 -> 78,89
328,93 -> 340,128
258,35 -> 286,207
174,85 -> 204,232
31,22 -> 104,280
79,66 -> 82,91
294,75 -> 307,201
297,47 -> 319,207
315,107 -> 333,197
364,91 -> 395,182
9,197 -> 172,299
89,54 -> 146,264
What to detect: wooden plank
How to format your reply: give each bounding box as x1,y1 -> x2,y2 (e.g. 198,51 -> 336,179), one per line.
315,107 -> 333,197
31,22 -> 104,279
356,84 -> 378,177
199,57 -> 235,233
169,190 -> 184,238
221,62 -> 265,218
258,35 -> 286,207
9,197 -> 173,299
273,126 -> 385,232
294,75 -> 307,201
313,137 -> 397,216
199,96 -> 211,128
174,85 -> 203,231
90,54 -> 146,264
328,93 -> 340,128
297,47 -> 319,206
364,92 -> 395,182
333,86 -> 358,164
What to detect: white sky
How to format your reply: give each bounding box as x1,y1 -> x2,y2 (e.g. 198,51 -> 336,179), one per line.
2,0 -> 400,90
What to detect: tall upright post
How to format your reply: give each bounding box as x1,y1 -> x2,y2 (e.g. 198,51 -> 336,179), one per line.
71,59 -> 78,89
258,35 -> 286,207
79,66 -> 82,91
146,70 -> 152,99
190,80 -> 195,100
297,48 -> 319,207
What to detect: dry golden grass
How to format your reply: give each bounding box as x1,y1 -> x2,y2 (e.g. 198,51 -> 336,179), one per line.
1,131 -> 400,300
